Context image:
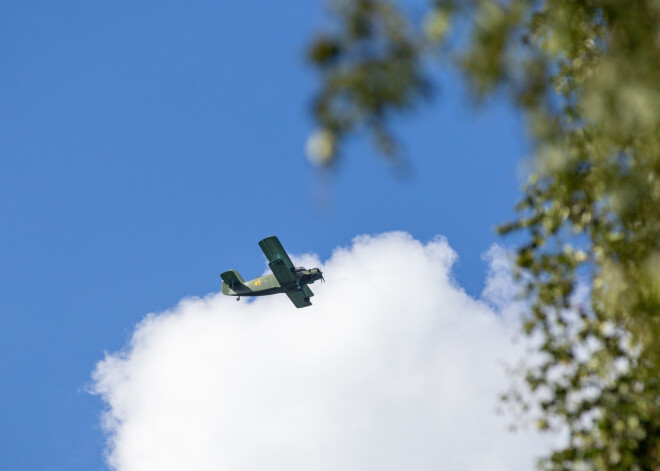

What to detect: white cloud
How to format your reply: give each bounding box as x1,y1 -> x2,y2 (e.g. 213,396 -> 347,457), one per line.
91,232 -> 557,471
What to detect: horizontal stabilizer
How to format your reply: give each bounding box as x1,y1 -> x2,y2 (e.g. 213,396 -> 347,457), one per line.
220,270 -> 248,294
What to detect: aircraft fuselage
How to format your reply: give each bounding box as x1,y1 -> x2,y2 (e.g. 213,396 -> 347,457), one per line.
222,268 -> 322,297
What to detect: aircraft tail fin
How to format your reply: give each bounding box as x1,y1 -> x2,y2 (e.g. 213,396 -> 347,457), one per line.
221,270 -> 247,294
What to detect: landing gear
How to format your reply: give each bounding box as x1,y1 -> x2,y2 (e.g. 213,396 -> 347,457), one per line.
236,296 -> 241,301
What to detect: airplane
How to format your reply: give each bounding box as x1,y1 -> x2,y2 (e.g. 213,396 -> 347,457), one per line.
220,236 -> 324,308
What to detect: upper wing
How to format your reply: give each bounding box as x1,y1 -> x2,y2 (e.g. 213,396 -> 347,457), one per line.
286,289 -> 313,308
260,236 -> 314,308
259,236 -> 297,285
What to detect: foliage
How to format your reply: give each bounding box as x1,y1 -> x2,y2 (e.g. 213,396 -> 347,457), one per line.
306,0 -> 430,164
308,1 -> 660,469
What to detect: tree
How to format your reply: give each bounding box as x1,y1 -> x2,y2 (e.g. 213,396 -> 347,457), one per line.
307,1 -> 660,469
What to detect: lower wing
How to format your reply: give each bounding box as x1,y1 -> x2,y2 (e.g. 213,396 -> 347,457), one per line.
286,287 -> 313,308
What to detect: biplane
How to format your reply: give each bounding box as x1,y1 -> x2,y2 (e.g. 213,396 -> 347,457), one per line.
221,236 -> 324,308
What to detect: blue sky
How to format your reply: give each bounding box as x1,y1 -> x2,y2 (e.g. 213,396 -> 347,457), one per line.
1,2 -> 529,470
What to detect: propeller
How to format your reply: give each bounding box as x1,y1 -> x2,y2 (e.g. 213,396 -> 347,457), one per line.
319,269 -> 325,283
